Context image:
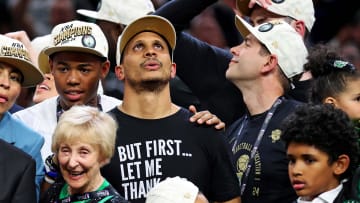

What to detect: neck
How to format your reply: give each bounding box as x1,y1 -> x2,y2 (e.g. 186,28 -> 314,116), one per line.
236,80 -> 284,115
60,95 -> 99,111
68,175 -> 104,195
120,84 -> 179,119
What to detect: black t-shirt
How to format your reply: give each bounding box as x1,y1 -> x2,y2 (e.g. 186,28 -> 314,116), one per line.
227,98 -> 301,203
102,107 -> 240,203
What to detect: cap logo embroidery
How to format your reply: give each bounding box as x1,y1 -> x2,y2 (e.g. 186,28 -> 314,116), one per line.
81,35 -> 96,48
1,43 -> 30,61
258,23 -> 273,32
272,0 -> 285,4
54,24 -> 93,46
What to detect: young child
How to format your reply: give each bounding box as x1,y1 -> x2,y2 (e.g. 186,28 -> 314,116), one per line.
281,104 -> 360,202
307,44 -> 360,121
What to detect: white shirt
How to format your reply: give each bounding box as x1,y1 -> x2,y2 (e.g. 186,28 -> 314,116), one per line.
13,95 -> 122,161
297,183 -> 343,203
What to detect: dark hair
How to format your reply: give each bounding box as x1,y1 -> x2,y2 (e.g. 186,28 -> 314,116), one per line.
281,104 -> 360,180
307,44 -> 360,104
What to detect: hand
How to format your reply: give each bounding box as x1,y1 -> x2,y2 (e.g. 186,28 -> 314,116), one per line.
189,105 -> 226,130
5,31 -> 37,64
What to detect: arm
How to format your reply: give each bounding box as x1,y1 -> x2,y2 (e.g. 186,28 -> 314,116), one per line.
216,196 -> 242,203
13,158 -> 37,203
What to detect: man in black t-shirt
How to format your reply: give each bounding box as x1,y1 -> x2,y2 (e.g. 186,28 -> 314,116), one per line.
225,17 -> 308,203
101,15 -> 241,203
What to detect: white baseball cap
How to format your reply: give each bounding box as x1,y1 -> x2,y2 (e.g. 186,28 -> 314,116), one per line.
0,34 -> 44,87
235,15 -> 308,79
31,34 -> 52,74
116,15 -> 176,65
236,0 -> 315,31
77,0 -> 155,25
146,177 -> 199,203
44,20 -> 108,59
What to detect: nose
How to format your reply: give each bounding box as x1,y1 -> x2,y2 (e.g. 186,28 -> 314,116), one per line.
0,72 -> 10,89
66,71 -> 80,85
68,154 -> 79,168
144,47 -> 157,58
230,45 -> 241,56
289,162 -> 303,177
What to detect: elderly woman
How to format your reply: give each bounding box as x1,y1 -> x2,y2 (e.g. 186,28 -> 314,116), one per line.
40,105 -> 128,203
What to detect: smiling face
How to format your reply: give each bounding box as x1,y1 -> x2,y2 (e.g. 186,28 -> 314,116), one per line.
0,63 -> 22,118
50,51 -> 109,110
57,139 -> 105,194
287,143 -> 340,200
226,34 -> 268,84
116,31 -> 176,93
33,73 -> 58,104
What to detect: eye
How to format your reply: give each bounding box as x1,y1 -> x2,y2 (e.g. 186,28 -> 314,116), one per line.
9,73 -> 22,83
133,43 -> 144,51
355,96 -> 360,102
287,157 -> 295,165
59,147 -> 70,155
304,158 -> 315,164
79,67 -> 90,74
154,42 -> 163,50
57,66 -> 69,73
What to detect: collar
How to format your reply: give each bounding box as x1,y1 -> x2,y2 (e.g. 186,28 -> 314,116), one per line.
298,183 -> 343,203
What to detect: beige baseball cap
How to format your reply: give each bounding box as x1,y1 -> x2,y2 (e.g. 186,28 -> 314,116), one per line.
0,34 -> 44,87
235,15 -> 308,79
146,177 -> 199,203
116,15 -> 176,65
77,0 -> 155,25
44,20 -> 108,59
31,34 -> 52,74
236,0 -> 315,31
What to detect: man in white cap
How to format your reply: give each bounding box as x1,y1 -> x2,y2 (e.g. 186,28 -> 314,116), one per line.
153,0 -> 315,124
226,17 -> 308,203
101,15 -> 241,203
0,34 -> 44,200
146,177 -> 209,203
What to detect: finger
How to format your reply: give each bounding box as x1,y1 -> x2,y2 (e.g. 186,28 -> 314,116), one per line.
188,105 -> 197,114
215,122 -> 226,130
189,111 -> 206,123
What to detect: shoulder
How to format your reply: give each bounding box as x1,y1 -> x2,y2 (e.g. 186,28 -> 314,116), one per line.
103,184 -> 129,203
100,95 -> 122,112
14,97 -> 57,120
0,139 -> 34,164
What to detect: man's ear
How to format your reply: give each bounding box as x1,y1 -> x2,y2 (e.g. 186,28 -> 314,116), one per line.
170,63 -> 177,78
333,154 -> 350,176
115,65 -> 125,81
100,60 -> 110,79
261,54 -> 277,74
293,20 -> 306,38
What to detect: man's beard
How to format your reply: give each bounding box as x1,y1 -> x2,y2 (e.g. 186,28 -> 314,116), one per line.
128,77 -> 170,94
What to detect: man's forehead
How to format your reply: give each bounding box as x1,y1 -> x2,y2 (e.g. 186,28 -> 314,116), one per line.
130,31 -> 167,43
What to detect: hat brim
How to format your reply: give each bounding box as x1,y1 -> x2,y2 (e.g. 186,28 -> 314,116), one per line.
0,57 -> 44,87
235,15 -> 253,39
119,15 -> 176,56
44,46 -> 106,59
77,9 -> 101,21
38,49 -> 50,74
